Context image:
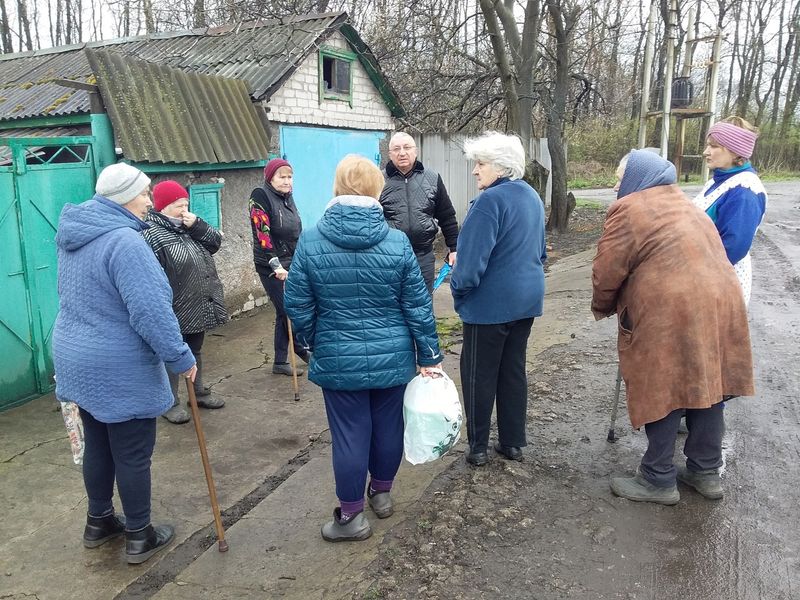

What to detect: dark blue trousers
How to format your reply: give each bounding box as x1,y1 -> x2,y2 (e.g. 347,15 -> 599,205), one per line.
640,403 -> 725,487
322,385 -> 406,503
80,408 -> 156,531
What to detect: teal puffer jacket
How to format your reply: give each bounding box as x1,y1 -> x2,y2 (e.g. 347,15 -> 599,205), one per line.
285,195 -> 441,391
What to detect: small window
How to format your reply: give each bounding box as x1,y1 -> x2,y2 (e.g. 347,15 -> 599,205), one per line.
323,56 -> 350,95
319,47 -> 355,106
189,183 -> 224,230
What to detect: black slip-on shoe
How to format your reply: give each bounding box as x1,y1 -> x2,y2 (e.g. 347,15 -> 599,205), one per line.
494,443 -> 524,462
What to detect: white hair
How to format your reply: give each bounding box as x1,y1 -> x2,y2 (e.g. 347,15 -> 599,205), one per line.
463,132 -> 526,180
389,131 -> 416,146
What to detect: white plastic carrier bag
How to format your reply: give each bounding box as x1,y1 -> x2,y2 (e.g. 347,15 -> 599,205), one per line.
59,400 -> 85,465
403,369 -> 462,465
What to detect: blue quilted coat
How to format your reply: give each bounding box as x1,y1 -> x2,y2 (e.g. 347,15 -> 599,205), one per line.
285,195 -> 441,391
53,195 -> 195,423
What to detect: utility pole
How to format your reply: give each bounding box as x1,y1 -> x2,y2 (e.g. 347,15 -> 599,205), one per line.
660,0 -> 678,157
674,5 -> 696,180
638,0 -> 658,148
702,29 -> 723,182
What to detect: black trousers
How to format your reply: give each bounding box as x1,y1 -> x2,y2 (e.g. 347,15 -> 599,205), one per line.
80,408 -> 157,531
414,249 -> 436,296
259,272 -> 307,364
460,318 -> 534,453
640,403 -> 725,487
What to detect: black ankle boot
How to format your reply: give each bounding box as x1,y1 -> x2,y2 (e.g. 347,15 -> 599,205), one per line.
83,512 -> 126,548
125,523 -> 175,564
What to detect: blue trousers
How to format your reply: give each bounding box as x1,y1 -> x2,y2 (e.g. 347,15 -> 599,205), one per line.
640,403 -> 725,487
80,408 -> 156,530
322,385 -> 406,503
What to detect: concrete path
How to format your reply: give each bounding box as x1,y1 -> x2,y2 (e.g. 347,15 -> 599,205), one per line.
0,250 -> 593,600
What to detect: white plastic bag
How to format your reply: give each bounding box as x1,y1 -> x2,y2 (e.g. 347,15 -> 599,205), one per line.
60,400 -> 85,465
403,369 -> 462,465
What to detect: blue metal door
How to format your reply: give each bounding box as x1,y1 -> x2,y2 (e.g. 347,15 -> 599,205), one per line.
279,125 -> 384,226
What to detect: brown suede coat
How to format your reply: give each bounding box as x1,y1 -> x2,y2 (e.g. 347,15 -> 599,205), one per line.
591,184 -> 755,428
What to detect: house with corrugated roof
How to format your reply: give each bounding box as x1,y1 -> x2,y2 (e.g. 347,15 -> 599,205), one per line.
0,12 -> 403,410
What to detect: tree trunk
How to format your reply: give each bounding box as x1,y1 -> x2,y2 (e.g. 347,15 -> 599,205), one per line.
0,0 -> 12,53
544,0 -> 577,233
193,0 -> 206,27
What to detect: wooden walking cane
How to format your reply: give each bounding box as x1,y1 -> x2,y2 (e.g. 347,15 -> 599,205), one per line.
185,377 -> 229,552
286,317 -> 301,402
607,366 -> 623,443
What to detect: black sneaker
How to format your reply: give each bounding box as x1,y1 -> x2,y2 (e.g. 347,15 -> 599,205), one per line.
83,512 -> 126,548
125,524 -> 175,564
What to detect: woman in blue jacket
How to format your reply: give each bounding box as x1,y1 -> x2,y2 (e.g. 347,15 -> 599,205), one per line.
451,132 -> 547,467
693,116 -> 768,305
53,163 -> 196,564
285,155 -> 442,542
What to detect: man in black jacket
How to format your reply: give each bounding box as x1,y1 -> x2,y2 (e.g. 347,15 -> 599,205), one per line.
379,132 -> 459,294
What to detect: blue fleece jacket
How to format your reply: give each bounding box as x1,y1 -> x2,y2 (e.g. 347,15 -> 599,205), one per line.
53,195 -> 195,423
450,178 -> 547,324
702,164 -> 767,265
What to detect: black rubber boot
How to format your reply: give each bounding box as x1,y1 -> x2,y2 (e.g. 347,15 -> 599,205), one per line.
83,512 -> 126,548
125,524 -> 175,564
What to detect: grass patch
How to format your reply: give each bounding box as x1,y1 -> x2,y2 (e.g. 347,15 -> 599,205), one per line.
568,174 -> 616,189
760,170 -> 800,181
574,198 -> 605,210
436,315 -> 462,352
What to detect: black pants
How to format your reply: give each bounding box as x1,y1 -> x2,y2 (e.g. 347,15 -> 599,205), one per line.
80,408 -> 157,531
414,249 -> 436,296
640,403 -> 725,487
460,318 -> 534,453
259,272 -> 307,364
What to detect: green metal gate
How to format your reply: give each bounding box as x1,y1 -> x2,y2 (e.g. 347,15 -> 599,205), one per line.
0,136 -> 96,410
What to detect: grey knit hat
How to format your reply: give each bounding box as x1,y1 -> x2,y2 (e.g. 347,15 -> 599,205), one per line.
95,163 -> 151,205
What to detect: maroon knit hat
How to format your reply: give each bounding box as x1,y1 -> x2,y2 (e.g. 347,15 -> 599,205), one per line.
264,158 -> 292,184
152,180 -> 189,212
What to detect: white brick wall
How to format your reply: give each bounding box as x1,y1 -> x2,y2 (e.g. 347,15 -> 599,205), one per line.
266,33 -> 395,131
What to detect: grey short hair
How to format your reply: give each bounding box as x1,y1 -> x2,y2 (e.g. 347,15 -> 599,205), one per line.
463,132 -> 526,180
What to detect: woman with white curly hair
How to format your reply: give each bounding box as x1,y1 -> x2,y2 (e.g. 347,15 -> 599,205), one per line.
451,132 -> 547,466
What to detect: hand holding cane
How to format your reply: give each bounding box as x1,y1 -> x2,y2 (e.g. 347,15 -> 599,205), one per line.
286,316 -> 301,402
185,376 -> 229,552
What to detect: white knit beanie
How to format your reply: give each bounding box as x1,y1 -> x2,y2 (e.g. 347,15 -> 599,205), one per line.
95,163 -> 151,205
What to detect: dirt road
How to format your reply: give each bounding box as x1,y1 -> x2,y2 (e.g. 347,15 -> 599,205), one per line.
361,182 -> 800,599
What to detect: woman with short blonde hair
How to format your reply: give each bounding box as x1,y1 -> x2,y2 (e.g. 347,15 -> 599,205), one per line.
286,154 -> 442,542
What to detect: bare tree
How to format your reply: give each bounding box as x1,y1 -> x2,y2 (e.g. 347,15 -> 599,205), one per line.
544,0 -> 581,232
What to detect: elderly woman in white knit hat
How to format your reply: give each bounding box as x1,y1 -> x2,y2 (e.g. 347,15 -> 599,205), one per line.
53,163 -> 196,564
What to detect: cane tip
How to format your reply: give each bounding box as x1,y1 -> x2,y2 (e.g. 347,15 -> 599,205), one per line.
218,539 -> 229,552
607,429 -> 617,443
294,394 -> 300,402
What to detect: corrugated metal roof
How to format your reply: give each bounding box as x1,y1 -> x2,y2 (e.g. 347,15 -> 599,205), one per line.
0,13 -> 352,123
86,49 -> 269,164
